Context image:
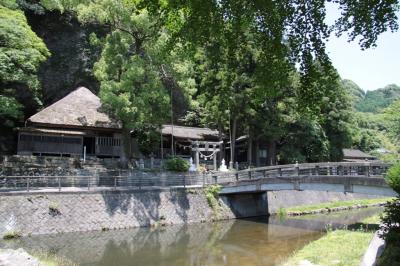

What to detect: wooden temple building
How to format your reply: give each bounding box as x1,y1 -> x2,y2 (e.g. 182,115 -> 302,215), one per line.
17,87 -> 123,157
17,87 -> 222,160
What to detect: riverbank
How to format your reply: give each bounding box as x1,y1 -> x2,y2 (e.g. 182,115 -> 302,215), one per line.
282,213 -> 382,266
283,197 -> 393,216
0,187 -> 390,237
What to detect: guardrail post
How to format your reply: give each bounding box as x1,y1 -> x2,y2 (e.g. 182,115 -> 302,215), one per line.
248,170 -> 252,179
213,175 -> 218,184
338,165 -> 343,177
114,176 -> 117,190
315,165 -> 319,176
295,166 -> 299,176
366,164 -> 371,177
278,168 -> 282,177
235,171 -> 239,181
27,176 -> 30,192
58,176 -> 61,192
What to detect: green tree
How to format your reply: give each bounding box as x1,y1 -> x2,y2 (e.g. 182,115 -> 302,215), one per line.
384,99 -> 400,143
73,1 -> 170,159
0,0 -> 50,126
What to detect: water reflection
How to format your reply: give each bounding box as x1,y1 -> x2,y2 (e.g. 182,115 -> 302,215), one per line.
0,207 -> 382,266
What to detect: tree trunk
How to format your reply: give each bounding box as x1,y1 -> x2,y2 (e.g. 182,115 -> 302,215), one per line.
266,140 -> 277,166
255,139 -> 260,167
121,126 -> 132,167
230,117 -> 237,168
247,133 -> 253,167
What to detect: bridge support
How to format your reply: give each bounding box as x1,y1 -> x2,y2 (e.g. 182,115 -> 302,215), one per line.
221,192 -> 268,217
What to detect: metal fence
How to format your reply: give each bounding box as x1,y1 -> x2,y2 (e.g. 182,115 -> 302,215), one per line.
0,161 -> 390,193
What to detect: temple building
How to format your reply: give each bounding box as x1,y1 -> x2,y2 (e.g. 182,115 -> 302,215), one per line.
17,87 -> 221,160
17,87 -> 123,157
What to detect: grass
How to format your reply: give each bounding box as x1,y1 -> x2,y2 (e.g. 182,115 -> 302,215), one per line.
285,197 -> 394,214
361,213 -> 383,224
31,250 -> 77,266
282,230 -> 375,266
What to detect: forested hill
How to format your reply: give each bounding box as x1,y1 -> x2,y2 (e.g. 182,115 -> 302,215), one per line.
344,80 -> 400,113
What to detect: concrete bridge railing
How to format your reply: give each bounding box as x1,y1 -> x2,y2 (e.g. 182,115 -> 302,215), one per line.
213,161 -> 394,197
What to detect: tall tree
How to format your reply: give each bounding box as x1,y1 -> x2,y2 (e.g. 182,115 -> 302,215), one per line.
72,1 -> 170,160
0,0 -> 50,127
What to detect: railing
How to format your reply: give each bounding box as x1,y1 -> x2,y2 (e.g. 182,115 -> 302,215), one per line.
0,162 -> 390,193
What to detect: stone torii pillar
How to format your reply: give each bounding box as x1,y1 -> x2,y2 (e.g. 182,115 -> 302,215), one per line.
194,141 -> 200,169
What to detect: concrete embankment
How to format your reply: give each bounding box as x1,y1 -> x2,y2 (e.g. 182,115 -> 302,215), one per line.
0,188 -> 386,237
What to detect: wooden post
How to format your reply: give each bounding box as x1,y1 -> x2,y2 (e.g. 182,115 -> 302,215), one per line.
58,176 -> 61,192
114,176 -> 117,190
315,165 -> 319,176
27,176 -> 30,192
278,167 -> 282,177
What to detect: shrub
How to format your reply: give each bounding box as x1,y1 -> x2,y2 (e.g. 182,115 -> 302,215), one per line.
386,163 -> 400,195
164,157 -> 189,172
204,185 -> 221,212
3,231 -> 21,240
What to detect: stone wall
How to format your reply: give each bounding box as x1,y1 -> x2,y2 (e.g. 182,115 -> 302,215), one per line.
0,188 -> 236,237
266,190 -> 384,214
0,188 -> 387,237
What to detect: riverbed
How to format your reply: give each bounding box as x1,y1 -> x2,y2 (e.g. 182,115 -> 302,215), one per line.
0,207 -> 382,266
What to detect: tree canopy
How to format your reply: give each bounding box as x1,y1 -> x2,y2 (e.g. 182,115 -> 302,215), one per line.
0,0 -> 50,126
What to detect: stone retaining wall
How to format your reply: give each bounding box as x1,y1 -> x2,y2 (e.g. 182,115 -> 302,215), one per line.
0,188 -> 387,237
0,188 -> 236,237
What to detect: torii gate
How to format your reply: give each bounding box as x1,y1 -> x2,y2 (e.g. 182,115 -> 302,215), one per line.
191,141 -> 222,170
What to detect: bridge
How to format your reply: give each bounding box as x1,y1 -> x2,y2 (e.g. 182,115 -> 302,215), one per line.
212,161 -> 396,217
215,161 -> 395,196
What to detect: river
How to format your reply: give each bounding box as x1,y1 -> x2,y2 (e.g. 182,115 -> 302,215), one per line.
0,207 -> 382,266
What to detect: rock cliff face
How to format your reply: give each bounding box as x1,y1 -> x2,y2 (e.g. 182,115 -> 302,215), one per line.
0,10 -> 105,155
26,10 -> 104,107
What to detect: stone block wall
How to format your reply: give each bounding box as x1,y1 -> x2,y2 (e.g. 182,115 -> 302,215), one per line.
0,188 -> 236,237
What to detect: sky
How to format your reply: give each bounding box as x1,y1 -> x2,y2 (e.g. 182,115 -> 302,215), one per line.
325,4 -> 400,91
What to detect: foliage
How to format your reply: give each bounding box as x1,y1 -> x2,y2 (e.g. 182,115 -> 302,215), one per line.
164,157 -> 189,172
2,231 -> 21,240
0,1 -> 50,126
133,126 -> 160,156
384,99 -> 400,143
386,163 -> 400,195
356,84 -> 400,113
71,1 -> 171,159
204,185 -> 221,212
380,198 -> 400,245
285,197 -> 393,214
377,229 -> 400,266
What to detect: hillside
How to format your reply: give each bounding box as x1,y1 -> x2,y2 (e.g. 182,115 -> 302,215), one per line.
354,84 -> 400,113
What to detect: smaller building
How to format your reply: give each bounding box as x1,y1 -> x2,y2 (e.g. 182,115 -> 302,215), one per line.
342,148 -> 377,162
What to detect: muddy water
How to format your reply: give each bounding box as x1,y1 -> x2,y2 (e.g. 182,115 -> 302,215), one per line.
0,207 -> 382,266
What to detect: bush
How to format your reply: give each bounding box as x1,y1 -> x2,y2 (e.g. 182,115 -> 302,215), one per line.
164,157 -> 189,172
386,163 -> 400,194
